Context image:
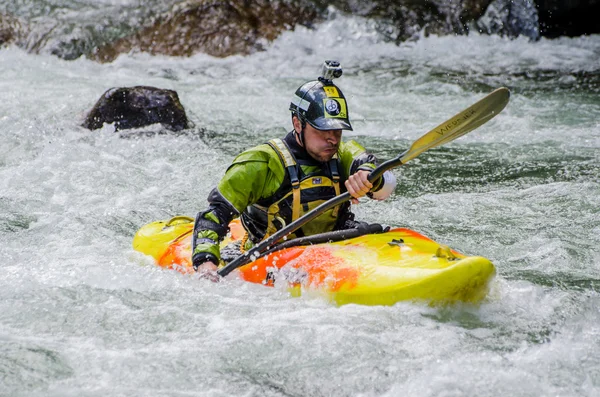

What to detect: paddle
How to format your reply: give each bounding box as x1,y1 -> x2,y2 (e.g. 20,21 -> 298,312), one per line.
217,87 -> 510,277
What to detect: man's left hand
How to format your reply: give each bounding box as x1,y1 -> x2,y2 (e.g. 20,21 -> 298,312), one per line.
345,170 -> 373,204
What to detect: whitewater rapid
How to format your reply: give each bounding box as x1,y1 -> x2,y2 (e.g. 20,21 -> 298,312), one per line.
1,13 -> 599,397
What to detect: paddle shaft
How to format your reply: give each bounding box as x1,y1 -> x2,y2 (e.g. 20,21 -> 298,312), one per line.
217,87 -> 510,277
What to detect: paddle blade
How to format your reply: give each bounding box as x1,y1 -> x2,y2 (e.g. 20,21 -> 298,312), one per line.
400,87 -> 510,164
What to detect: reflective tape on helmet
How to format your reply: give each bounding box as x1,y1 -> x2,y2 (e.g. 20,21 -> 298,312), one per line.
291,94 -> 310,111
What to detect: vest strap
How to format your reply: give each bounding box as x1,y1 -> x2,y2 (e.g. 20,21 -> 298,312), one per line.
329,157 -> 341,217
268,139 -> 301,226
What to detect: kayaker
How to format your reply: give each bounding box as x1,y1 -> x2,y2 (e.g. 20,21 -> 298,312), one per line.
192,61 -> 397,278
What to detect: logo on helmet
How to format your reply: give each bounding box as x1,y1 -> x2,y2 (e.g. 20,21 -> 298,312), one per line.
325,99 -> 341,116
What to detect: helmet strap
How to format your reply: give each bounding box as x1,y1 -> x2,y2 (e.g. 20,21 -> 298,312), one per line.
299,117 -> 307,148
293,113 -> 307,148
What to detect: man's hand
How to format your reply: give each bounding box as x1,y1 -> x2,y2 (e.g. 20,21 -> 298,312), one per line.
345,170 -> 373,204
195,261 -> 220,282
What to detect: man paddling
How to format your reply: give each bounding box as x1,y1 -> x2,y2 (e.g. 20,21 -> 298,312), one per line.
192,61 -> 397,278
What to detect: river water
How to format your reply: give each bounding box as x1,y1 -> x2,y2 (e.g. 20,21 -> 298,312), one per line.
1,8 -> 599,397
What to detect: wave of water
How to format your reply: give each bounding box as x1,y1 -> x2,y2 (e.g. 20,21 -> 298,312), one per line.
1,11 -> 599,397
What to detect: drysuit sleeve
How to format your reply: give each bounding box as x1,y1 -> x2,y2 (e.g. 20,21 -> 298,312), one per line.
338,140 -> 396,200
191,146 -> 284,269
191,189 -> 239,268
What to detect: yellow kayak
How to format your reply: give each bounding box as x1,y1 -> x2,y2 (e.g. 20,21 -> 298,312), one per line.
132,216 -> 495,306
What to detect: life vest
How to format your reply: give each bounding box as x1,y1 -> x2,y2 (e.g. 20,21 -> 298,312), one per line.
240,138 -> 346,242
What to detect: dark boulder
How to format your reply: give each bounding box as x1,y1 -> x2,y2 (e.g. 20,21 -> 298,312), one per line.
83,86 -> 191,132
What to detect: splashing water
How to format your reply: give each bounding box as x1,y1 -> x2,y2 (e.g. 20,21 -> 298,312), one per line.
1,7 -> 599,397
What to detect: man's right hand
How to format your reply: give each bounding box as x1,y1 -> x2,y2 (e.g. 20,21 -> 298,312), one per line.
195,261 -> 220,282
345,169 -> 373,204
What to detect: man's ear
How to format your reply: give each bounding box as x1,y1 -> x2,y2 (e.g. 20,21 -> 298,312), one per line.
292,116 -> 302,134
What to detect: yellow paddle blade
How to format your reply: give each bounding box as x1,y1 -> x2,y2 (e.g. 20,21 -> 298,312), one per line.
400,87 -> 510,164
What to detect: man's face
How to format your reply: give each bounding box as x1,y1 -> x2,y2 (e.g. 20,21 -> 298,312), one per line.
293,117 -> 342,162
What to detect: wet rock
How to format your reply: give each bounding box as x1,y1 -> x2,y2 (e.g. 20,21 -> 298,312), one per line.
91,0 -> 320,63
6,0 -> 600,61
83,86 -> 190,132
476,0 -> 540,40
